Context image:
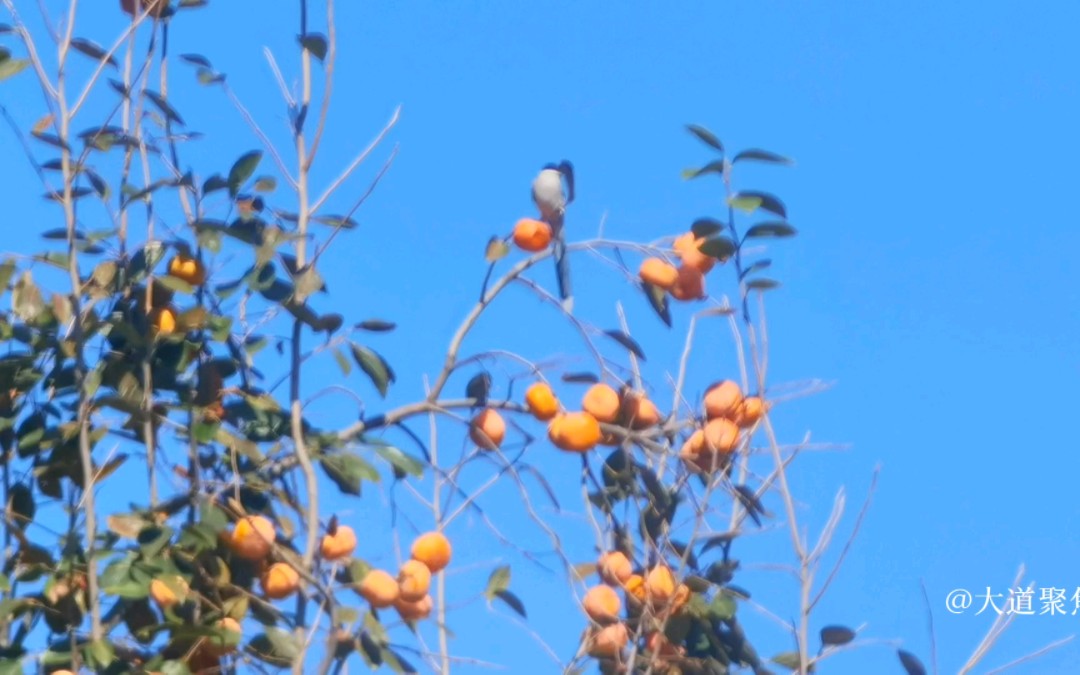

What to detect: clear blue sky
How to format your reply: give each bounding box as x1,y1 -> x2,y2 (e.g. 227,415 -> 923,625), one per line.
2,1 -> 1080,673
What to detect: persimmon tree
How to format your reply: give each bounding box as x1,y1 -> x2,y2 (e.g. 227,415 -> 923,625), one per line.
0,2 -> 1067,675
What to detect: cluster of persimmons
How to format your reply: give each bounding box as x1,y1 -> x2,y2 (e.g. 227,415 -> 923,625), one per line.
146,253 -> 206,337
220,515 -> 451,620
470,219 -> 771,664
512,217 -> 720,303
138,511 -> 452,670
468,371 -> 766,467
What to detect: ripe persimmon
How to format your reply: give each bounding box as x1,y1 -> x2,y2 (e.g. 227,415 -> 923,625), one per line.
168,254 -> 206,286
469,408 -> 506,450
647,631 -> 682,657
358,569 -> 399,608
261,562 -> 300,600
149,576 -> 188,610
582,585 -> 622,623
512,218 -> 552,252
394,593 -> 434,621
646,566 -> 677,604
736,395 -> 768,428
670,583 -> 692,614
149,306 -> 177,337
205,616 -> 242,657
598,551 -> 633,586
703,418 -> 740,454
670,264 -> 705,301
623,573 -> 647,605
673,231 -> 717,273
680,429 -> 726,474
582,383 -> 621,423
411,531 -> 452,573
397,559 -> 432,602
638,257 -> 679,290
525,382 -> 560,421
321,524 -> 357,561
622,392 -> 661,430
587,623 -> 629,659
227,515 -> 276,561
547,412 -> 602,453
704,380 -> 743,420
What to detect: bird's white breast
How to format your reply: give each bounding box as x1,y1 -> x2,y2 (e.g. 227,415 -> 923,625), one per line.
532,169 -> 565,218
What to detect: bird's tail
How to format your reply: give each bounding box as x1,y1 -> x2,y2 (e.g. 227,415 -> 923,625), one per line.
551,216 -> 573,313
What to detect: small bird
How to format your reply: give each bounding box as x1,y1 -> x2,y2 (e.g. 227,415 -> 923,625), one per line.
531,160 -> 575,312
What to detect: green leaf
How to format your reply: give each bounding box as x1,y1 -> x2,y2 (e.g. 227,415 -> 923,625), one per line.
485,236 -> 510,262
202,175 -> 229,194
0,58 -> 30,83
0,657 -> 24,675
293,265 -> 325,300
334,606 -> 360,625
685,124 -> 723,153
771,651 -> 802,670
746,278 -> 780,291
253,175 -> 277,192
84,168 -> 110,199
155,274 -> 194,294
137,525 -> 173,558
682,159 -> 726,180
494,589 -> 526,618
85,639 -> 116,669
331,347 -> 352,376
264,626 -> 302,663
708,592 -> 736,621
196,67 -> 225,85
0,257 -> 16,291
299,33 -> 328,61
745,222 -> 797,239
248,628 -> 300,666
159,661 -> 192,675
484,565 -> 510,599
373,444 -> 424,478
733,190 -> 787,218
562,372 -> 600,384
144,90 -> 184,125
643,282 -> 671,328
350,343 -> 395,398
733,148 -> 793,165
356,319 -> 396,332
727,194 -> 763,213
740,259 -> 772,279
0,599 -> 33,623
312,214 -> 358,229
603,330 -> 646,361
227,150 -> 263,197
70,38 -> 117,68
180,53 -> 212,67
7,482 -> 35,529
699,236 -> 736,261
820,625 -> 856,647
690,217 -> 725,238
898,650 -> 927,675
320,452 -> 380,496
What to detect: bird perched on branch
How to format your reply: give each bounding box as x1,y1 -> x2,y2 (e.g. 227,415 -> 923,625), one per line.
531,160 -> 575,313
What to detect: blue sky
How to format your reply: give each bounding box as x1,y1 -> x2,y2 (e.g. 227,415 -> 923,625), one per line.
3,1 -> 1080,673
